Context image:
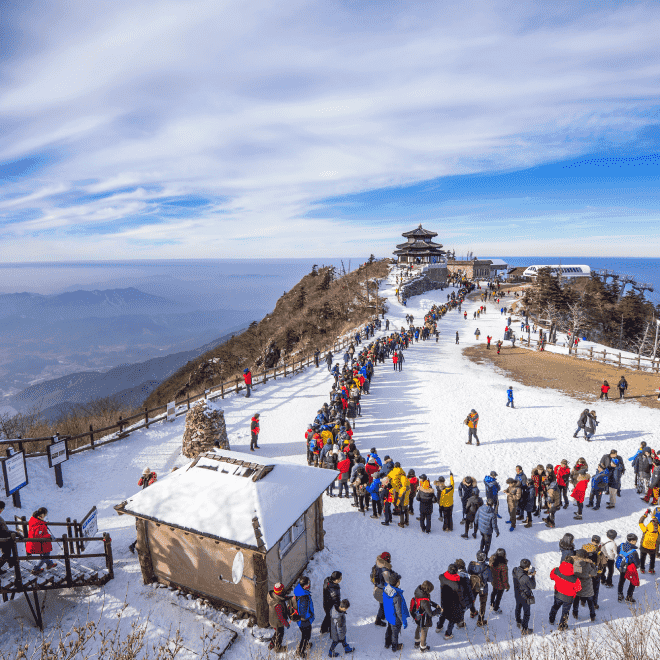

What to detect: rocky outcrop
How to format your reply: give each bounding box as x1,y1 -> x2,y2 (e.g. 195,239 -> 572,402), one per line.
400,273 -> 446,302
182,400 -> 229,458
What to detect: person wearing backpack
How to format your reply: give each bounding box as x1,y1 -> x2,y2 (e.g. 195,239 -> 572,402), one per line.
461,492 -> 483,538
435,472 -> 455,531
411,580 -> 439,652
616,533 -> 640,603
549,557 -> 581,631
617,375 -> 628,398
512,558 -> 536,635
329,599 -> 354,657
572,549 -> 597,622
382,572 -> 409,653
489,548 -> 509,613
416,475 -> 437,534
366,473 -> 383,519
638,511 -> 658,574
267,583 -> 291,653
582,535 -> 606,609
320,571 -> 342,635
293,576 -> 315,658
601,529 -> 618,588
371,552 -> 393,627
468,552 -> 493,626
586,465 -> 609,511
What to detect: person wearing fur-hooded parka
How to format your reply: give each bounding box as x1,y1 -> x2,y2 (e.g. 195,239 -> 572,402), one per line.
371,552 -> 393,626
559,533 -> 576,562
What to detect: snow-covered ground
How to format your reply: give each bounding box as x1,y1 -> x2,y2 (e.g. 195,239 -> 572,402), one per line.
1,268 -> 658,658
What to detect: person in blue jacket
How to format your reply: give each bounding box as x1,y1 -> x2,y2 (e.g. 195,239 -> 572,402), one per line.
506,387 -> 514,408
586,466 -> 609,511
367,475 -> 383,518
294,576 -> 315,657
383,572 -> 409,653
367,448 -> 383,468
483,472 -> 501,515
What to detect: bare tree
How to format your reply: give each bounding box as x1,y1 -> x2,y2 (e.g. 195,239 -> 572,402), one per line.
560,301 -> 587,354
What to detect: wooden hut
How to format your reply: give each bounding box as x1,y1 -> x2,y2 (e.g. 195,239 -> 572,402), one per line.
114,449 -> 337,627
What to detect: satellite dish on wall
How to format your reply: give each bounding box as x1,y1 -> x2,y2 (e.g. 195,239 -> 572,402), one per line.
232,550 -> 245,584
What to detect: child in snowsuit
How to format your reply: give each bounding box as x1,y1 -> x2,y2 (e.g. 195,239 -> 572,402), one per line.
329,600 -> 354,657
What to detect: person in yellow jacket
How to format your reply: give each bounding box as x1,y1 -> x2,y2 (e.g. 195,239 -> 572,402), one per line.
639,511 -> 659,573
396,476 -> 411,528
433,472 -> 454,532
320,428 -> 333,447
465,410 -> 480,446
388,464 -> 406,492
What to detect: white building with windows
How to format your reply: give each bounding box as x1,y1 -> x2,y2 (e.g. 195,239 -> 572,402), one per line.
522,265 -> 591,279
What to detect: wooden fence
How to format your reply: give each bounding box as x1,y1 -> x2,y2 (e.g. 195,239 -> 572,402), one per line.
520,335 -> 660,373
1,326 -> 376,459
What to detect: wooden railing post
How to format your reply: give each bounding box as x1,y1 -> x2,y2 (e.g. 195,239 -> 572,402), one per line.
187,394 -> 190,410
144,408 -> 149,429
89,424 -> 95,449
73,519 -> 82,554
637,355 -> 641,370
62,534 -> 73,583
235,377 -> 240,394
618,352 -> 621,367
221,381 -> 225,399
103,532 -> 114,580
118,415 -> 123,433
66,517 -> 75,554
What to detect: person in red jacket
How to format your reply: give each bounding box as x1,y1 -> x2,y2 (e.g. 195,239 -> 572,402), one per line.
27,507 -> 57,575
392,353 -> 398,371
129,468 -> 158,553
549,558 -> 582,631
554,460 -> 571,509
250,413 -> 260,451
336,452 -> 351,498
600,380 -> 610,400
243,368 -> 252,398
570,473 -> 589,520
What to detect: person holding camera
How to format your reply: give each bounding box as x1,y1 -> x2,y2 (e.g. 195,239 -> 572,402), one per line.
512,559 -> 536,636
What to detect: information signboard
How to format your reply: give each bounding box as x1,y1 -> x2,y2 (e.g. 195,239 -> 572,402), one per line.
47,439 -> 69,468
80,507 -> 98,550
167,400 -> 176,422
1,451 -> 28,496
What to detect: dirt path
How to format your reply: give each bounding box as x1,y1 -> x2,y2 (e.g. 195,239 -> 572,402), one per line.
464,344 -> 660,409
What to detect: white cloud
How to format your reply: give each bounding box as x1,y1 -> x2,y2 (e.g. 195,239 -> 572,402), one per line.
1,0 -> 660,259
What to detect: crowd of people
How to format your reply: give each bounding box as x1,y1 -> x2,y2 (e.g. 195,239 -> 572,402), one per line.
266,281 -> 657,657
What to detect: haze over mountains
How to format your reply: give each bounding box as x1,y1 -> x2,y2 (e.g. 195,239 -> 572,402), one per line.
0,286 -> 262,412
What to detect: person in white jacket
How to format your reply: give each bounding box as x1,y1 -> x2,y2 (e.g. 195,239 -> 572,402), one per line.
600,529 -> 618,588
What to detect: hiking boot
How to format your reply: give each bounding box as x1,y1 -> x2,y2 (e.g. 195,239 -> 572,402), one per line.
572,612 -> 578,620
521,628 -> 533,636
516,622 -> 521,629
649,569 -> 656,574
456,621 -> 466,628
625,596 -> 636,603
466,441 -> 472,445
590,616 -> 596,622
275,647 -> 287,654
476,619 -> 487,627
381,522 -> 390,526
414,642 -> 420,648
524,522 -> 532,528
391,643 -> 403,652
375,619 -> 387,627
397,523 -> 405,528
370,514 -> 379,519
460,534 -> 469,539
557,623 -> 568,632
509,526 -> 515,532
573,515 -> 582,520
563,503 -> 569,509
641,568 -> 646,574
618,594 -> 624,602
443,633 -> 453,640
470,611 -> 478,619
460,518 -> 466,524
420,646 -> 430,653
476,441 -> 480,446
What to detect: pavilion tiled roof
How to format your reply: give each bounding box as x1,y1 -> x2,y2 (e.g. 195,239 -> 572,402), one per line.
396,240 -> 444,250
401,224 -> 438,238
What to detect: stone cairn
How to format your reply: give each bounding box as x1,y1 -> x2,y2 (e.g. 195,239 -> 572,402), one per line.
182,401 -> 230,458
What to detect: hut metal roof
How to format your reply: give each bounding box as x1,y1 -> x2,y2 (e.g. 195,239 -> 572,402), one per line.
119,449 -> 337,551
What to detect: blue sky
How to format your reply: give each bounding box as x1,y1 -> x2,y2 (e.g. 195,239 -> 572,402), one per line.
1,0 -> 660,260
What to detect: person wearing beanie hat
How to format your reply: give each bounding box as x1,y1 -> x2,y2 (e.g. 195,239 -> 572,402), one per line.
382,571 -> 408,651
243,367 -> 252,397
129,468 -> 157,553
408,469 -> 419,517
371,552 -> 394,626
601,530 -> 618,588
416,475 -> 438,534
250,413 -> 260,451
268,582 -> 290,652
336,452 -> 351,498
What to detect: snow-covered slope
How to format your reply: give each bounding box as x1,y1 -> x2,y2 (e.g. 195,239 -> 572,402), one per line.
1,268 -> 658,658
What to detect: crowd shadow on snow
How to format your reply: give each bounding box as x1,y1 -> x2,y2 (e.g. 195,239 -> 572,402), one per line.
486,436 -> 555,445
595,430 -> 653,443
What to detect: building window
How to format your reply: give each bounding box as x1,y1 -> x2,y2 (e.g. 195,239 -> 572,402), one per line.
279,513 -> 306,558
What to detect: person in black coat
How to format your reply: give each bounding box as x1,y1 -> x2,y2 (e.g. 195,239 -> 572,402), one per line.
521,483 -> 536,528
321,571 -> 343,634
436,564 -> 463,640
412,580 -> 439,651
416,474 -> 437,534
461,493 -> 483,539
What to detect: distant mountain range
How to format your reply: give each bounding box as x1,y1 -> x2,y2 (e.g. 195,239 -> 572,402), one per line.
0,287 -> 183,319
7,330 -> 240,420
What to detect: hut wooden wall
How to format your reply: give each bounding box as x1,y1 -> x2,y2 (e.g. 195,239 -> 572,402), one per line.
146,521 -> 256,611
